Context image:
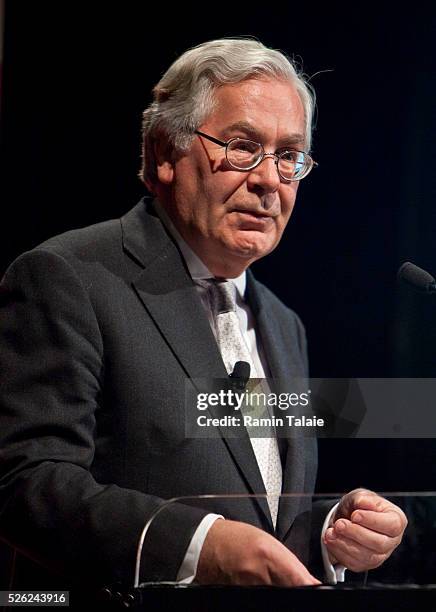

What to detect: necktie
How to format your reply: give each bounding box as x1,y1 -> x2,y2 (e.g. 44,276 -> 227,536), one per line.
199,279 -> 282,527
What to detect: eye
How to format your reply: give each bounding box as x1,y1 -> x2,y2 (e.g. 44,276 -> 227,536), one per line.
279,150 -> 299,162
227,139 -> 262,168
232,139 -> 260,154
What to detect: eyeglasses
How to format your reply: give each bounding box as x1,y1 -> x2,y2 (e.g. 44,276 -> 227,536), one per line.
195,130 -> 318,182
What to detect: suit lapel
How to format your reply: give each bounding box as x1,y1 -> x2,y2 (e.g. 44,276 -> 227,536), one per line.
246,273 -> 309,539
246,271 -> 304,381
121,199 -> 271,525
133,246 -> 225,381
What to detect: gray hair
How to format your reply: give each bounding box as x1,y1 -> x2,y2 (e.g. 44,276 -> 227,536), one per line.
139,38 -> 315,188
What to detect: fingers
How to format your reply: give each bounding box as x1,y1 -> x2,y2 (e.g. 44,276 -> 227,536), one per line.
326,518 -> 399,554
328,490 -> 408,572
274,564 -> 321,586
197,519 -> 321,587
324,528 -> 386,572
351,508 -> 407,538
256,532 -> 321,586
324,513 -> 404,571
271,548 -> 321,587
335,490 -> 407,536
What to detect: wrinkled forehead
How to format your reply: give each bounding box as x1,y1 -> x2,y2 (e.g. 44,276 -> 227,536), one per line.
203,78 -> 306,147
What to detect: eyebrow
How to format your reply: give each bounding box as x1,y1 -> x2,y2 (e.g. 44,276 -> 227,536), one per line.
221,121 -> 306,148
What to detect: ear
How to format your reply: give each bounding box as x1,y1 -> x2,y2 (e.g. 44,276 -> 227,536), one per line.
154,138 -> 174,185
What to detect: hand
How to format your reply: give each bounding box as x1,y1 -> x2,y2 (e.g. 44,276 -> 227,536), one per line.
196,519 -> 321,586
323,488 -> 407,572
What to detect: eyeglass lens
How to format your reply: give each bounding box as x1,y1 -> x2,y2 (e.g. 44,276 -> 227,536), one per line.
226,139 -> 307,180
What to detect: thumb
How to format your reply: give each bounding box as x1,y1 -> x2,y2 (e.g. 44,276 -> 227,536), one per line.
334,488 -> 379,521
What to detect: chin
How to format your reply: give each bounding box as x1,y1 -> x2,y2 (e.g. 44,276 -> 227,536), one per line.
234,231 -> 276,256
225,238 -> 275,262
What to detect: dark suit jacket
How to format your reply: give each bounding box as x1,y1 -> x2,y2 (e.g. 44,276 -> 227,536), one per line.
0,198 -> 318,589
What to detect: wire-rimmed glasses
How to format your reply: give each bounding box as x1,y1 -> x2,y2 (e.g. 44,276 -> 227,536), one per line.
195,130 -> 318,182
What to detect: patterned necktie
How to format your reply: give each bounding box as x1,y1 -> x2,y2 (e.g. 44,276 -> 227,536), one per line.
199,279 -> 282,527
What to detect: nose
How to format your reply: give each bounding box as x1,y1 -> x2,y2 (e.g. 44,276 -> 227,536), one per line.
246,153 -> 281,193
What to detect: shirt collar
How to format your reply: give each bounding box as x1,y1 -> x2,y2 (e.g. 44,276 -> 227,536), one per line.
153,198 -> 246,298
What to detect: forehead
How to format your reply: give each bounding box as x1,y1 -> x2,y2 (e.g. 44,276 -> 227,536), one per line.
203,78 -> 306,145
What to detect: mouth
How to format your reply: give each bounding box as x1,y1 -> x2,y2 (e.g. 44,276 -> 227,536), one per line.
231,209 -> 276,229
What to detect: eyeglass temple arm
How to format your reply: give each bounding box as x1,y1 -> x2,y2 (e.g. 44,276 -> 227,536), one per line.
194,130 -> 227,147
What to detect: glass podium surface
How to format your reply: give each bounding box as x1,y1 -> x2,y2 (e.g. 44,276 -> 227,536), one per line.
134,492 -> 436,588
84,492 -> 435,610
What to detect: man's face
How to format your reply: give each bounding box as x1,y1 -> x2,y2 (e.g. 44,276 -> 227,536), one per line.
157,78 -> 306,277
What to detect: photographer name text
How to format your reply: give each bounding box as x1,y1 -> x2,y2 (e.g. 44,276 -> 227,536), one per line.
196,414 -> 324,428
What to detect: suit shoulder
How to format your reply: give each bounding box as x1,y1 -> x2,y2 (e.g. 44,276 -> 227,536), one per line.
2,216 -> 127,295
36,216 -> 122,263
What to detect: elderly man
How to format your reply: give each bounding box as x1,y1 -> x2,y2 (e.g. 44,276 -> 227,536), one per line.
0,38 -> 406,590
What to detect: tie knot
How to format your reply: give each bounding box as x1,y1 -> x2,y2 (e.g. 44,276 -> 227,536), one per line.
197,279 -> 236,315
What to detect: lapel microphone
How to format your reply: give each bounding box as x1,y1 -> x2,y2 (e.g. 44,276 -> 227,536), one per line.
229,361 -> 251,391
397,262 -> 436,294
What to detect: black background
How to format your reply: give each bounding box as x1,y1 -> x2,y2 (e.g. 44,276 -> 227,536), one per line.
1,3 -> 435,494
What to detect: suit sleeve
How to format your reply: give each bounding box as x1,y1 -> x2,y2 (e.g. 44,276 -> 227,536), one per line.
0,248 -> 208,588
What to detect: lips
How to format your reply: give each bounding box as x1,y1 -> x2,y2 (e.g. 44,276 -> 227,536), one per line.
232,209 -> 275,229
233,207 -> 276,217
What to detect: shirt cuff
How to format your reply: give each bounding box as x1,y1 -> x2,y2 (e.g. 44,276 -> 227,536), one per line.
321,502 -> 346,584
176,514 -> 224,583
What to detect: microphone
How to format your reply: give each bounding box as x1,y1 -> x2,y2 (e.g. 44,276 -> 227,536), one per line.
229,361 -> 250,391
397,262 -> 436,294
